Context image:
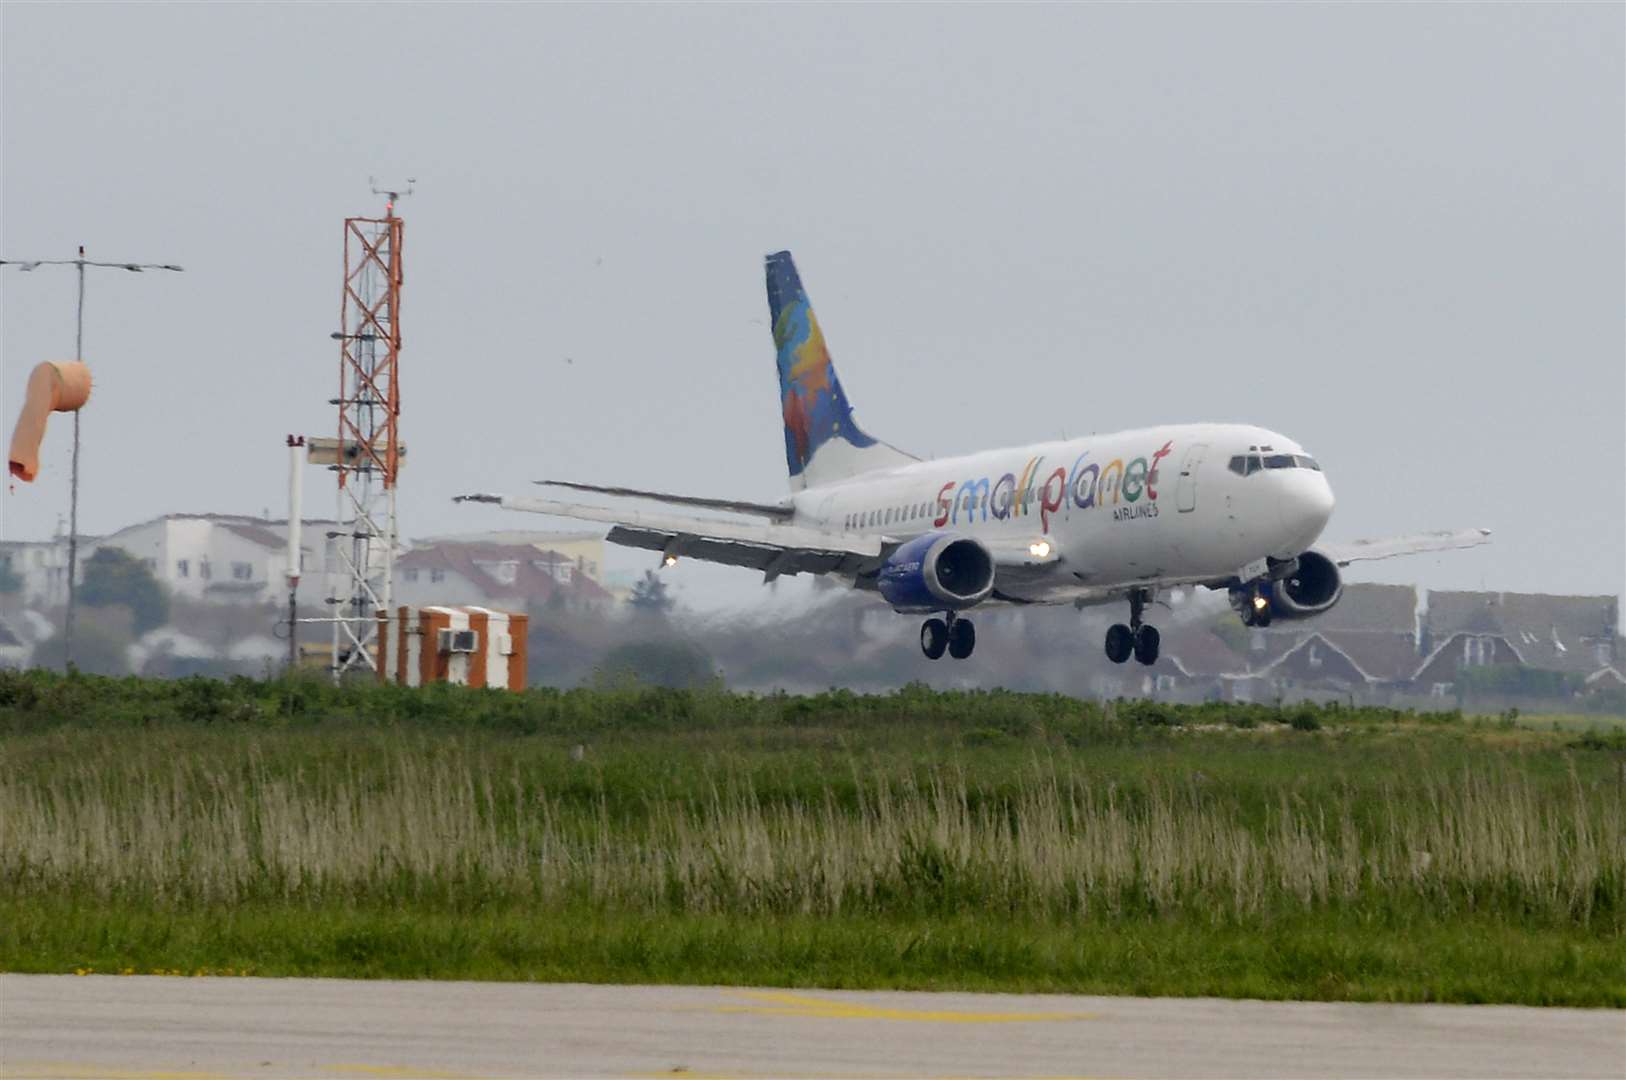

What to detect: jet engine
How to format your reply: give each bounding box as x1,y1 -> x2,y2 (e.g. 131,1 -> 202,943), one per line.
1242,549 -> 1343,621
876,533 -> 995,612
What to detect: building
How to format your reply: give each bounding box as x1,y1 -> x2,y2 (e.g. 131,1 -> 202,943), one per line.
394,540 -> 613,613
1415,591 -> 1619,697
89,514 -> 365,606
0,533 -> 73,608
409,531 -> 608,585
1230,584 -> 1423,700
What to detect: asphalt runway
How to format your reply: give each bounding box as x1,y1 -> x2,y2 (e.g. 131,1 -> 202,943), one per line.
0,974 -> 1619,1079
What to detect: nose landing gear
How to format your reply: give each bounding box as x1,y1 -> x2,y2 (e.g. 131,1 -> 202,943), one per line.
921,613 -> 976,660
1105,588 -> 1160,666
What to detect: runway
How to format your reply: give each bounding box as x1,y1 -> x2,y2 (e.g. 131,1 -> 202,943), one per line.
0,975 -> 1619,1079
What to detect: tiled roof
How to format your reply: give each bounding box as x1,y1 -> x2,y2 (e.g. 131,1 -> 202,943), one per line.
1312,583 -> 1417,633
1159,627 -> 1250,678
397,542 -> 612,606
1425,591 -> 1617,674
1319,630 -> 1425,682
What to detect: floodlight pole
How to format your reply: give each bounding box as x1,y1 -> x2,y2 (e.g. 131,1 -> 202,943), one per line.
0,248 -> 183,668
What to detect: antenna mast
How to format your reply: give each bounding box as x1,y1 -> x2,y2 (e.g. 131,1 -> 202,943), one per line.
326,181 -> 410,680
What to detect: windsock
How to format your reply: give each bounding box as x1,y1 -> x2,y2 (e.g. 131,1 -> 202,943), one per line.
8,361 -> 92,482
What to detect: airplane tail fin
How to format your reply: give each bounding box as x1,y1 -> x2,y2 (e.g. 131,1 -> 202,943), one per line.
766,251 -> 916,491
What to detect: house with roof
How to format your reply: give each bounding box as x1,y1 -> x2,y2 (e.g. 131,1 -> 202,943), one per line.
409,531 -> 608,586
394,540 -> 613,614
1154,625 -> 1252,700
1222,583 -> 1423,701
1415,591 -> 1619,698
69,513 -> 362,608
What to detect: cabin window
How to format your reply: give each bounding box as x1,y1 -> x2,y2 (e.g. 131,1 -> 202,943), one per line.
176,559 -> 189,579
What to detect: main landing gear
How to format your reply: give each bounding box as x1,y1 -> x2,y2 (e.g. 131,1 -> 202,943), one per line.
921,612 -> 975,660
1105,588 -> 1160,666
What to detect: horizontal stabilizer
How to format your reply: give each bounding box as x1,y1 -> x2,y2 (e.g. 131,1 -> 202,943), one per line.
534,480 -> 793,520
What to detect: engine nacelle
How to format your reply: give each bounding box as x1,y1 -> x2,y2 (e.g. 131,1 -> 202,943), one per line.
1264,549 -> 1344,619
877,533 -> 995,612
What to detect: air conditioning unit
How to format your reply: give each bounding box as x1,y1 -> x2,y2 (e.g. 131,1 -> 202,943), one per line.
437,628 -> 480,654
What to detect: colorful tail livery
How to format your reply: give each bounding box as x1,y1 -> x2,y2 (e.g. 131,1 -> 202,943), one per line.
766,251 -> 915,490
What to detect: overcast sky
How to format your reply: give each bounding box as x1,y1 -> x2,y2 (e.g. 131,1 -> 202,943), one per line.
3,3 -> 1621,611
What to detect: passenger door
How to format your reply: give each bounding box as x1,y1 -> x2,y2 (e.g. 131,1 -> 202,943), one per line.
1175,443 -> 1207,513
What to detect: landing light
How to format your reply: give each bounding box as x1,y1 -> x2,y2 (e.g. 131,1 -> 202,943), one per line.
662,555 -> 678,568
1252,594 -> 1269,612
1028,540 -> 1051,558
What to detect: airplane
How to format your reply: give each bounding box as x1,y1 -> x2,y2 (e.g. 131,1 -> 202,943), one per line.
458,251 -> 1489,664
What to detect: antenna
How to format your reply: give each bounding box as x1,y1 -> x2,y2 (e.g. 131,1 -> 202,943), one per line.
322,187 -> 407,681
369,176 -> 416,215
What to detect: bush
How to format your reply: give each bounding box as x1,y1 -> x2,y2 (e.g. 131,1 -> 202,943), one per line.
1291,705 -> 1322,732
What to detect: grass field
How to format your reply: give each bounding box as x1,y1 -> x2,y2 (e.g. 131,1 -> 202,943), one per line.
2,670 -> 1623,1005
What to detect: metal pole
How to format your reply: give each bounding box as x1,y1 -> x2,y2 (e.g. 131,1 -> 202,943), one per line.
0,249 -> 181,672
286,435 -> 305,673
65,249 -> 86,669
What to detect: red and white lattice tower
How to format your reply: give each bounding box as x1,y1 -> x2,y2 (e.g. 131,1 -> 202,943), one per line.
328,189 -> 406,679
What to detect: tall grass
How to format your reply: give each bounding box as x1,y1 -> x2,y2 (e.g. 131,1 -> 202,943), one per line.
4,742 -> 1619,927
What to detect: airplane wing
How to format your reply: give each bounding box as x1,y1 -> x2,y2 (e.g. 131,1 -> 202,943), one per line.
1317,528 -> 1491,567
455,492 -> 883,580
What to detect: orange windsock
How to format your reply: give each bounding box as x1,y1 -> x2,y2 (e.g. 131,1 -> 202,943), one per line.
8,361 -> 92,483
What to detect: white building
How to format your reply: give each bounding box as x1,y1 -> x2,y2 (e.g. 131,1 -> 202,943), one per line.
1,513 -> 359,609
0,533 -> 73,608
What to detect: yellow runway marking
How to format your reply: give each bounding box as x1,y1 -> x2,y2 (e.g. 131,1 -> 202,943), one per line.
713,990 -> 1096,1024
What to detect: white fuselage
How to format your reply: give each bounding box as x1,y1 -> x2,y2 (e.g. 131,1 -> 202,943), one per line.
792,422 -> 1336,605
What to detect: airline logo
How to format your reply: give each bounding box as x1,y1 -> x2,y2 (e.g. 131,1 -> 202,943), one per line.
935,441 -> 1175,532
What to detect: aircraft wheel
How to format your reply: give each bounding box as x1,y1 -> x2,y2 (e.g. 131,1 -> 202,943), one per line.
947,618 -> 976,660
921,618 -> 949,660
1104,623 -> 1134,664
1133,624 -> 1161,666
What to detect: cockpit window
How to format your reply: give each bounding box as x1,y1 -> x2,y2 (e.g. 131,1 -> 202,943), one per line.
1236,452 -> 1326,475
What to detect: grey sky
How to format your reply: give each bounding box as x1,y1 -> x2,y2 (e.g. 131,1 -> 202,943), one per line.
3,3 -> 1622,610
